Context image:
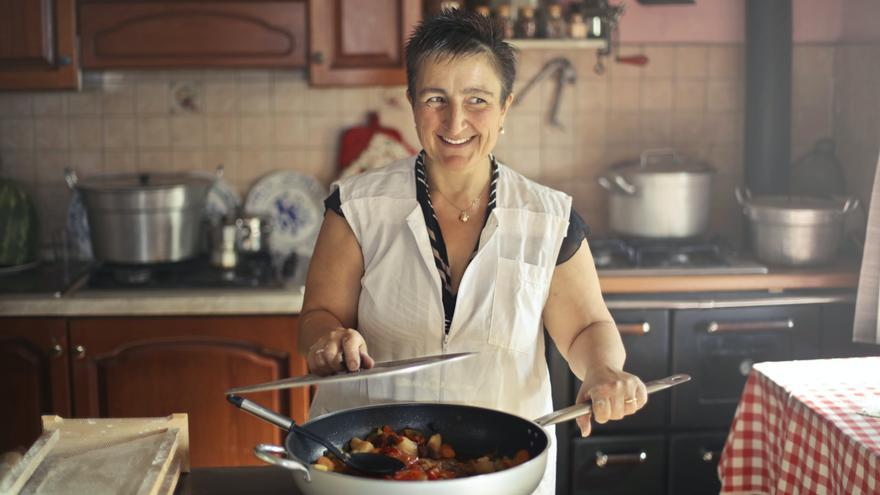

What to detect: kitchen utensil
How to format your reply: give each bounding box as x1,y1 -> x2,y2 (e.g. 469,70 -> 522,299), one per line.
513,57 -> 576,128
210,217 -> 238,269
227,395 -> 405,476
235,214 -> 271,254
226,352 -> 477,394
736,187 -> 859,266
64,168 -> 214,264
598,149 -> 715,239
65,192 -> 93,261
202,166 -> 241,224
242,374 -> 690,494
244,170 -> 326,260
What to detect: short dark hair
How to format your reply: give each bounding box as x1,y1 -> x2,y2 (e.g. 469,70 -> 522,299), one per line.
405,8 -> 517,103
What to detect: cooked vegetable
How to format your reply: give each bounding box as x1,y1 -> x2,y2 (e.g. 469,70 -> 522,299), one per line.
310,425 -> 530,481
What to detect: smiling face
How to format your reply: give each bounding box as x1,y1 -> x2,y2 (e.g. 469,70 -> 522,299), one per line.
409,53 -> 513,172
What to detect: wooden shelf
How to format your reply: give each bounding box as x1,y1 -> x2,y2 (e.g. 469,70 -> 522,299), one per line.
508,38 -> 605,50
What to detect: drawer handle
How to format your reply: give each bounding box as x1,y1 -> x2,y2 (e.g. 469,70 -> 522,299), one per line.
595,450 -> 647,468
700,448 -> 721,463
706,318 -> 794,333
618,321 -> 651,336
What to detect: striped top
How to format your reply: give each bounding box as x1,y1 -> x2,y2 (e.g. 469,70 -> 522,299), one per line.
325,151 -> 588,333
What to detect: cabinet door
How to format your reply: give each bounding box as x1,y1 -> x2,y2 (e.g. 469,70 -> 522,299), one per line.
575,310 -> 670,433
668,431 -> 725,495
79,1 -> 307,68
69,316 -> 308,467
819,303 -> 879,358
0,0 -> 79,90
671,305 -> 820,429
309,0 -> 421,86
570,434 -> 667,495
0,318 -> 71,453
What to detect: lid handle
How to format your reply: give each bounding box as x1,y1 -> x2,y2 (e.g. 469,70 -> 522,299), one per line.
640,149 -> 680,169
138,173 -> 150,186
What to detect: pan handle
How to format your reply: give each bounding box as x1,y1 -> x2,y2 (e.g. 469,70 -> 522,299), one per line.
533,374 -> 690,427
254,444 -> 311,482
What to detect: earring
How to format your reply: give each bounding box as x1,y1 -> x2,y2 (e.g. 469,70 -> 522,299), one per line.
500,126 -> 505,135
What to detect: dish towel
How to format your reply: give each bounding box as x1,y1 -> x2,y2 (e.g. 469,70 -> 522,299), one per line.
853,150 -> 880,344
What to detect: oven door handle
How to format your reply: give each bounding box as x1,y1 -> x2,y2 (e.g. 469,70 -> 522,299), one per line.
617,321 -> 651,335
705,318 -> 794,333
595,450 -> 647,468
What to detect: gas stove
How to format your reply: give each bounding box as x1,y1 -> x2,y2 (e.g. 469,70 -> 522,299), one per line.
590,237 -> 768,276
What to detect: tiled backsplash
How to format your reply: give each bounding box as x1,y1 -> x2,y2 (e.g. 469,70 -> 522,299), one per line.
1,42 -> 875,249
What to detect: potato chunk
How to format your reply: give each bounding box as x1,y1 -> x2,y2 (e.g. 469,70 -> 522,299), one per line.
349,437 -> 375,454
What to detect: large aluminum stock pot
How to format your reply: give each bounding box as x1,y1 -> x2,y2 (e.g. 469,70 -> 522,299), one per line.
736,188 -> 859,266
598,149 -> 715,239
65,169 -> 213,264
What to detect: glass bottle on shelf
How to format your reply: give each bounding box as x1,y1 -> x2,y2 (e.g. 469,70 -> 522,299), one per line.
568,13 -> 589,39
514,6 -> 537,38
544,4 -> 566,39
494,4 -> 516,39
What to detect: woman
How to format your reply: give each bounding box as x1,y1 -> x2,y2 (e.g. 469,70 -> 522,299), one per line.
298,9 -> 647,493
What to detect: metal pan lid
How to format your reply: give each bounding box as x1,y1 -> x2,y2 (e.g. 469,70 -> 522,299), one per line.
74,172 -> 214,191
226,352 -> 477,394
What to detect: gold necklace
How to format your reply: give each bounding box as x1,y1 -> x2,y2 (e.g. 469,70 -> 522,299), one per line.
433,188 -> 482,223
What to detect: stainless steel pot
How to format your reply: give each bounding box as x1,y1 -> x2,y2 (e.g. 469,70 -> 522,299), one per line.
736,188 -> 859,266
65,169 -> 213,264
598,149 -> 715,238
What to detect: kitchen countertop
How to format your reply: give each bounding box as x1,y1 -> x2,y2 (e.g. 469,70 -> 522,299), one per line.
0,286 -> 305,317
598,260 -> 860,294
0,262 -> 860,317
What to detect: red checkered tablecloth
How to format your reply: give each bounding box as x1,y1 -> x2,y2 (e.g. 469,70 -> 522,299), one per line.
719,357 -> 880,495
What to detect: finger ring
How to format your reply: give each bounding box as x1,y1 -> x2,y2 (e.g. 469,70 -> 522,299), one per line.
624,397 -> 637,404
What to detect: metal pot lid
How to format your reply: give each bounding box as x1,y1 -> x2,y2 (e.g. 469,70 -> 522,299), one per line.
744,195 -> 851,224
746,195 -> 844,211
76,172 -> 214,191
613,151 -> 714,176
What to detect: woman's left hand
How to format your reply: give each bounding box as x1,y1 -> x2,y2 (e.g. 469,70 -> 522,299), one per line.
574,366 -> 647,437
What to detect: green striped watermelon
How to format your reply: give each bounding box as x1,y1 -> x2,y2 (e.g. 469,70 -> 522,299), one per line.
0,179 -> 38,266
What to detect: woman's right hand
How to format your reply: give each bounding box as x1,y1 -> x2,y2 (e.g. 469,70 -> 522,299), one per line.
306,328 -> 375,376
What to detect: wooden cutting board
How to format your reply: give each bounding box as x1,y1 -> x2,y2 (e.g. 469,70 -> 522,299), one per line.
0,414 -> 189,495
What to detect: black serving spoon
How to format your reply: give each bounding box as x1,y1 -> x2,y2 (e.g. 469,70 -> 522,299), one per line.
227,395 -> 405,476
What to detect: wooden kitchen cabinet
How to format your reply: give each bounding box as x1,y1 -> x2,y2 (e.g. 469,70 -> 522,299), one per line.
68,315 -> 308,467
309,0 -> 421,86
79,1 -> 307,68
0,318 -> 71,454
0,0 -> 79,90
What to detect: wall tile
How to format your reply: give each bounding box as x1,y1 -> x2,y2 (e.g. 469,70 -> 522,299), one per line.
103,150 -> 138,174
0,94 -> 34,115
640,112 -> 673,145
606,112 -> 640,143
0,151 -> 37,185
641,79 -> 673,111
576,81 -> 608,110
239,116 -> 273,147
101,86 -> 136,115
272,80 -> 309,114
137,117 -> 171,148
609,80 -> 640,111
205,117 -> 239,147
32,94 -> 66,116
170,117 -> 205,148
35,151 -> 68,183
136,82 -> 170,114
708,45 -> 743,79
69,117 -> 103,150
642,45 -> 676,79
273,115 -> 309,147
137,150 -> 173,171
0,118 -> 35,150
205,82 -> 238,115
69,151 -> 104,177
239,81 -> 271,114
103,117 -> 137,149
707,81 -> 742,112
676,46 -> 709,78
673,80 -> 706,111
34,118 -> 69,150
67,91 -> 102,115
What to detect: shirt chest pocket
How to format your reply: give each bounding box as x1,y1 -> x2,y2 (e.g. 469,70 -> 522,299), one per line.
488,257 -> 550,353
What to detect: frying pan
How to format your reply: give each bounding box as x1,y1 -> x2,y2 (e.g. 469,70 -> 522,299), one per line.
241,374 -> 690,495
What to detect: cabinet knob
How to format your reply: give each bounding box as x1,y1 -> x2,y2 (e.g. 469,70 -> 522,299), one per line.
701,448 -> 720,463
311,52 -> 324,64
49,344 -> 64,358
73,345 -> 87,359
57,55 -> 72,67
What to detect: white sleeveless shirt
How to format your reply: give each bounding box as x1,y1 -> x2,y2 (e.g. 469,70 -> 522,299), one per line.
310,156 -> 571,494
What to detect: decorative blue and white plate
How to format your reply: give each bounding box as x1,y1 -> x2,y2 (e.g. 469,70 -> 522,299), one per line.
245,171 -> 327,260
66,192 -> 93,261
204,177 -> 241,222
